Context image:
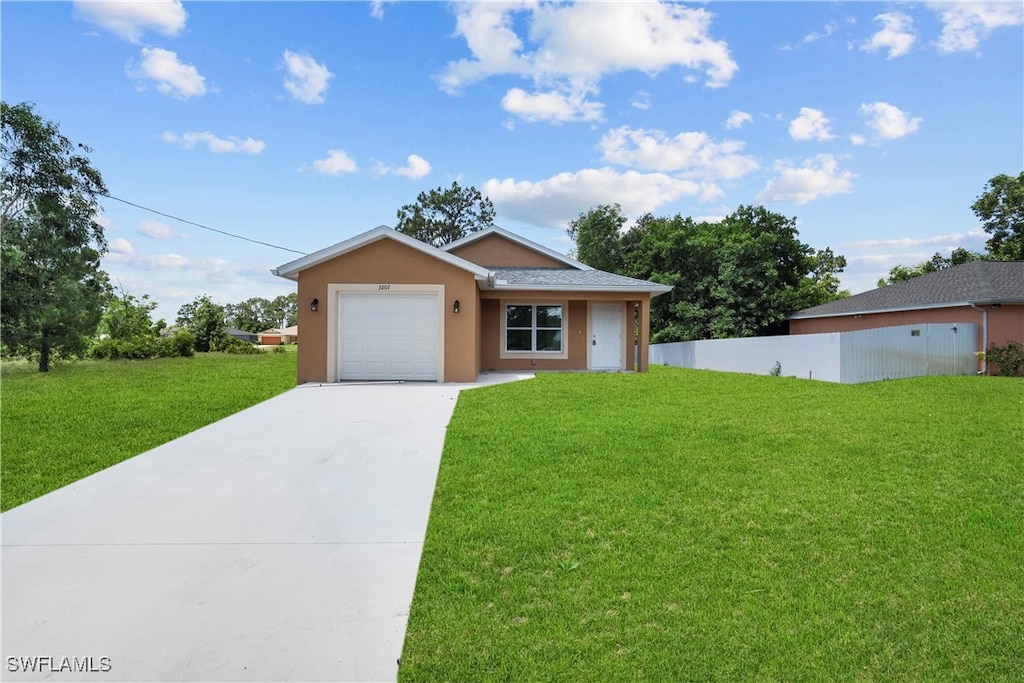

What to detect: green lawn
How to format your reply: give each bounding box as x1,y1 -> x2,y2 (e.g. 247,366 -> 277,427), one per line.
1,349 -> 297,511
401,369 -> 1024,681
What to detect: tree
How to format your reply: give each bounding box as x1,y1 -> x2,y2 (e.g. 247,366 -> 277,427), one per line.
972,172 -> 1024,260
225,293 -> 297,333
1,101 -> 110,371
566,203 -> 626,272
620,206 -> 847,342
878,248 -> 985,287
177,295 -> 227,352
396,181 -> 495,247
99,291 -> 164,340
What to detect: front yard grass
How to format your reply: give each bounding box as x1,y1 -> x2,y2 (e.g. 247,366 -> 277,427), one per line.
401,368 -> 1024,681
1,349 -> 297,511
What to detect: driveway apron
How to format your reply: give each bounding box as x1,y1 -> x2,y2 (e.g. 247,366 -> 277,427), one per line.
1,377 -> 527,682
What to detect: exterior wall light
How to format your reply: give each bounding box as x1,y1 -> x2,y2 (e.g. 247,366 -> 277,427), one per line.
453,299 -> 460,314
310,298 -> 319,312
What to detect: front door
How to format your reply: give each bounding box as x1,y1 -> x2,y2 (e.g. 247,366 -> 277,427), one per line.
591,303 -> 624,370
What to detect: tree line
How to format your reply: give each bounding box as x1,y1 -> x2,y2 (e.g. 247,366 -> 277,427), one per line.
3,99 -> 1021,370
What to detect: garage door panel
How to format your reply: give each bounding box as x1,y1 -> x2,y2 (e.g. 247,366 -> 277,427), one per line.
338,293 -> 439,381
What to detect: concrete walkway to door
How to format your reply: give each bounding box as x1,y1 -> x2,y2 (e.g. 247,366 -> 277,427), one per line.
1,374 -> 531,682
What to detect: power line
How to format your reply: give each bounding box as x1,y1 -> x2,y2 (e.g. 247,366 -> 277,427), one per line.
100,193 -> 309,256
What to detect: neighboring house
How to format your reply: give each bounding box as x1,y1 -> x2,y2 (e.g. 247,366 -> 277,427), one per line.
789,261 -> 1024,370
227,327 -> 259,344
258,326 -> 297,345
272,225 -> 672,383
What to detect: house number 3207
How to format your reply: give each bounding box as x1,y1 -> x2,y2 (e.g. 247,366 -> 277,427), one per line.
378,284 -> 391,291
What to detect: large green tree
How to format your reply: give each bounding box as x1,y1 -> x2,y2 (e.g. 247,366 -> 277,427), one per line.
1,101 -> 110,371
972,171 -> 1024,261
566,203 -> 626,273
614,205 -> 846,342
396,181 -> 495,247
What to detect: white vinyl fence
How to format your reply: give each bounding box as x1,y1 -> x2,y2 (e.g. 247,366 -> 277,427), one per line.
649,323 -> 978,384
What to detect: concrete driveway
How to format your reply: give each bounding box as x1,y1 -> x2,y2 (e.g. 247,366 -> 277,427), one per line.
1,375 -> 530,682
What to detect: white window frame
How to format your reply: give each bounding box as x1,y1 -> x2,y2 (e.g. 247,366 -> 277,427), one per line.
500,301 -> 568,360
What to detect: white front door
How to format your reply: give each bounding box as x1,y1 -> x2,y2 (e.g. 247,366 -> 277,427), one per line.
591,303 -> 624,370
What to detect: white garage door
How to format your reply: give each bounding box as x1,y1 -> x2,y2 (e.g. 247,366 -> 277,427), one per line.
338,293 -> 440,381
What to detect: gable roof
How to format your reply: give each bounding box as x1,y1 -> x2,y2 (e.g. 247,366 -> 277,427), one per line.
271,225 -> 492,282
442,225 -> 594,270
493,268 -> 672,295
271,224 -> 670,295
791,260 -> 1024,319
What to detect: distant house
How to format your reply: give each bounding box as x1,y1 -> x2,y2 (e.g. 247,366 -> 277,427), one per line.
258,325 -> 297,345
227,327 -> 258,344
789,261 -> 1024,372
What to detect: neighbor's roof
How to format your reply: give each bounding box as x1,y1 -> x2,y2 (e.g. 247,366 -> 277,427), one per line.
791,260 -> 1024,319
493,268 -> 673,295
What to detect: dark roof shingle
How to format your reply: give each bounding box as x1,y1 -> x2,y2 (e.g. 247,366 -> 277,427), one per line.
791,260 -> 1024,319
493,267 -> 672,292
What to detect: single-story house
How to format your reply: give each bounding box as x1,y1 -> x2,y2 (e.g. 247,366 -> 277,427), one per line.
789,260 -> 1024,371
227,327 -> 259,344
258,325 -> 298,346
272,225 -> 672,383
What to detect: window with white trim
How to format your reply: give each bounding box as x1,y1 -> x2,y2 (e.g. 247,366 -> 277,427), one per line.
505,304 -> 563,353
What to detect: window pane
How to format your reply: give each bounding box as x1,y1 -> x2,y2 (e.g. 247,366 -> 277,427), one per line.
506,305 -> 533,328
506,329 -> 532,351
536,306 -> 562,328
536,330 -> 562,352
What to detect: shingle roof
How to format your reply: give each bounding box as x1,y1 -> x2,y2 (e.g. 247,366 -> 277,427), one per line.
493,267 -> 672,294
791,260 -> 1024,319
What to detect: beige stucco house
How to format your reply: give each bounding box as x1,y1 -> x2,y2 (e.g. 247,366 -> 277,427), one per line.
273,225 -> 671,383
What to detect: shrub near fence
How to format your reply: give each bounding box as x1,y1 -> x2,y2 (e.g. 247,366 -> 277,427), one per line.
650,323 -> 979,384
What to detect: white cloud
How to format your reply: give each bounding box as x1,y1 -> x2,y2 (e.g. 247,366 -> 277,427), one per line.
849,133 -> 867,146
138,219 -> 187,240
630,90 -> 652,111
282,50 -> 332,104
841,229 -> 986,249
310,149 -> 358,175
74,0 -> 186,43
789,107 -> 835,141
378,154 -> 432,180
861,12 -> 916,58
484,167 -> 712,229
109,237 -> 133,254
725,110 -> 753,130
933,2 -> 1023,53
598,126 -> 759,182
756,154 -> 856,205
859,101 -> 922,140
804,21 -> 838,44
162,131 -> 266,154
129,47 -> 207,99
439,2 -> 736,123
501,85 -> 603,124
370,1 -> 387,20
104,251 -> 268,283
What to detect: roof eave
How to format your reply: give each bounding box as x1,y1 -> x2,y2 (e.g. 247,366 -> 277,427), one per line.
492,283 -> 673,296
273,225 -> 492,280
789,298 -> 1020,320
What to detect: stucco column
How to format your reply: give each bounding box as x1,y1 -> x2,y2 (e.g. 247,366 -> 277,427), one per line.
637,298 -> 650,373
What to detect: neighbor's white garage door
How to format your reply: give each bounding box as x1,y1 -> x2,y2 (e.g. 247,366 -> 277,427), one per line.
338,292 -> 439,381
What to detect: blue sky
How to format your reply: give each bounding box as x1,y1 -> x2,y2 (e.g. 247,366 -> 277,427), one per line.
3,1 -> 1021,324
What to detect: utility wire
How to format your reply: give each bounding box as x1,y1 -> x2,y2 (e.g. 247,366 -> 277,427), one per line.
100,193 -> 309,256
